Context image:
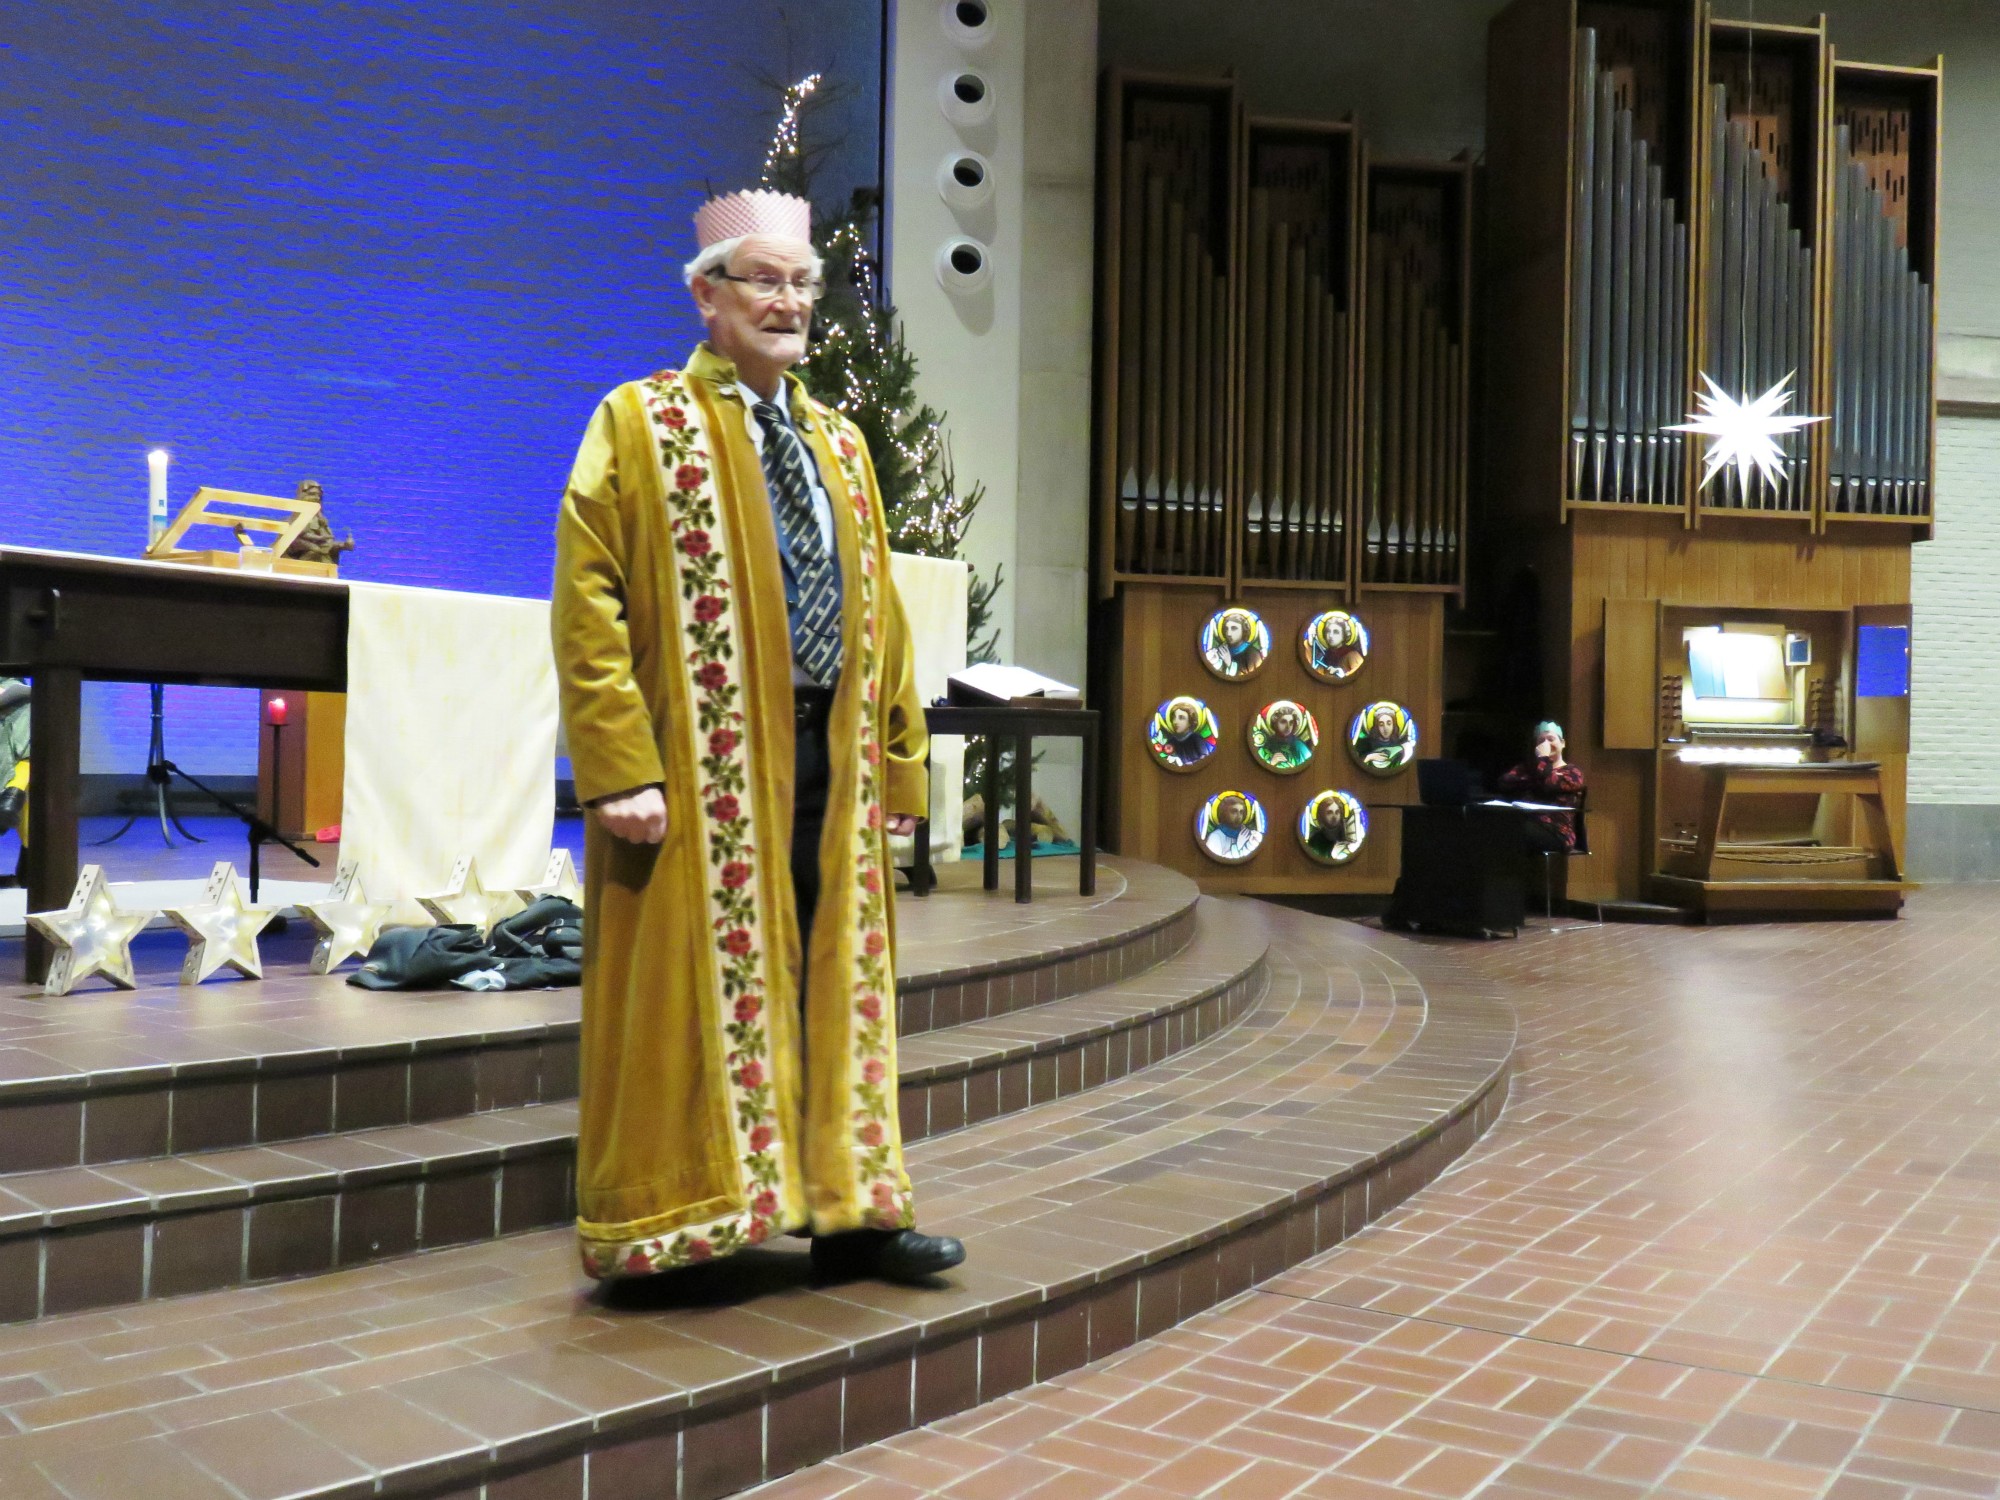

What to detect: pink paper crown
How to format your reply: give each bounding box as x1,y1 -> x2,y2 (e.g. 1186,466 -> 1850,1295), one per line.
693,189 -> 812,248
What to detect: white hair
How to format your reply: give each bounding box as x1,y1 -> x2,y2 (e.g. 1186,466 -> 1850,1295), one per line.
682,234 -> 825,287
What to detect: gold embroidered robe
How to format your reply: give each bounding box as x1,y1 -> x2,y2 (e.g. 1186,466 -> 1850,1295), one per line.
551,342 -> 928,1277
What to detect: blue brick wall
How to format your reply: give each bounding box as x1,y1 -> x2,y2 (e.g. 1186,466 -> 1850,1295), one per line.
0,1 -> 881,773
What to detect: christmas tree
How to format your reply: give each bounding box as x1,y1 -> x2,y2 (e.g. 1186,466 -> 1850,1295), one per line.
758,74 -> 1001,665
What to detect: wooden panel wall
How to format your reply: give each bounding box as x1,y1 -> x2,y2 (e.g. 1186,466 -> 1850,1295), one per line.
1106,586 -> 1443,894
1561,509 -> 1910,899
1483,0 -> 1582,533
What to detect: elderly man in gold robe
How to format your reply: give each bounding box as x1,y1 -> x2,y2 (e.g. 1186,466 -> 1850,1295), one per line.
551,189 -> 964,1285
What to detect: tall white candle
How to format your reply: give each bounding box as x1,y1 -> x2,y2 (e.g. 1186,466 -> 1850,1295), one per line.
147,448 -> 170,546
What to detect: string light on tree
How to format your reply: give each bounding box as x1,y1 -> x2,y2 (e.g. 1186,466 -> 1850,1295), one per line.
760,73 -> 822,183
756,73 -> 999,659
754,68 -> 1014,808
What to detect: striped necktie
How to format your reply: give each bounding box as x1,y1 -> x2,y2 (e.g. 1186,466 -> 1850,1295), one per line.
753,399 -> 843,687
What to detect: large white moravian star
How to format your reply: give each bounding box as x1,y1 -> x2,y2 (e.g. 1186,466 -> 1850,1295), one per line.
1665,372 -> 1826,496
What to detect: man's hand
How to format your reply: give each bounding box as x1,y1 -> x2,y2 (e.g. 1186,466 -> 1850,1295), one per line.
596,786 -> 668,844
886,813 -> 919,837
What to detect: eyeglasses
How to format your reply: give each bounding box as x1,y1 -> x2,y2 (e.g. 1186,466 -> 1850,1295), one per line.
710,270 -> 828,302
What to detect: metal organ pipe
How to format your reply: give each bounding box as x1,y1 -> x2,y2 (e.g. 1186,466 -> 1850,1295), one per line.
1570,30 -> 1694,506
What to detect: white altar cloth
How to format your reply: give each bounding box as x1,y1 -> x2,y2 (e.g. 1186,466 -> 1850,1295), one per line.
339,583 -> 557,923
888,553 -> 969,864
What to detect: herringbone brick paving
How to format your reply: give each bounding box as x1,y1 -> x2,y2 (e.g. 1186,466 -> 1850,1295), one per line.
756,889 -> 2000,1498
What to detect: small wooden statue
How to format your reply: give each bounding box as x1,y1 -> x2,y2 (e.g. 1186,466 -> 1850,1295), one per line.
284,481 -> 355,566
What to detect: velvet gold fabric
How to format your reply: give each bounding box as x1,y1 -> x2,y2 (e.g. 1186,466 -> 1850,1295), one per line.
551,343 -> 928,1277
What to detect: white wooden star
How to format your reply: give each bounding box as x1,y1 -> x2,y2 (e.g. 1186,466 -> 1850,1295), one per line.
1665,372 -> 1826,498
27,865 -> 156,996
166,862 -> 277,985
300,861 -> 397,974
419,855 -> 518,935
514,849 -> 584,910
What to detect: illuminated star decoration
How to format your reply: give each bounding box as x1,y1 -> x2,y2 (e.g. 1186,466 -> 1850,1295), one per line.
419,855 -> 519,936
514,848 -> 584,910
300,860 -> 397,974
166,862 -> 277,985
1666,372 -> 1826,498
27,865 -> 157,996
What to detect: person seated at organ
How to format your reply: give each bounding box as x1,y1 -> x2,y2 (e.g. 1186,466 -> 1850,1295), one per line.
1497,720 -> 1586,853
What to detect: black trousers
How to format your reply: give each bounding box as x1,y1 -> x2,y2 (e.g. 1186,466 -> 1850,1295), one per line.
790,685 -> 835,956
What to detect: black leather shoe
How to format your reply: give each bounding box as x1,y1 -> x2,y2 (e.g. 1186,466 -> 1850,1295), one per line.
811,1228 -> 966,1284
0,787 -> 21,837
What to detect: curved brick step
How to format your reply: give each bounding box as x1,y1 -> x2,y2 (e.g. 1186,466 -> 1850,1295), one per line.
0,902 -> 1514,1500
0,1102 -> 578,1322
0,895 -> 1248,1322
897,896 -> 1262,1140
0,979 -> 581,1174
896,858 -> 1201,1037
0,860 -> 1194,1177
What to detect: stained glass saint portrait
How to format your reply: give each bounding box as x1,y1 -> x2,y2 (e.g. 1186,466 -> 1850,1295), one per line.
1147,696 -> 1219,772
1297,789 -> 1368,865
1348,700 -> 1418,775
1195,789 -> 1266,864
1200,607 -> 1270,681
1247,700 -> 1319,774
1300,610 -> 1369,684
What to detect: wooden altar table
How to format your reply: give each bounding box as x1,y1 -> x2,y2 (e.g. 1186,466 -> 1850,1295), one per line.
0,547 -> 349,979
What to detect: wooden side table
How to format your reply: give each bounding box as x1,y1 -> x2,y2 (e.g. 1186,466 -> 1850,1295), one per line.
911,705 -> 1099,903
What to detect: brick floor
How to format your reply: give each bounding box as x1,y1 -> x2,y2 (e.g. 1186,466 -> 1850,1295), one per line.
753,888 -> 2000,1498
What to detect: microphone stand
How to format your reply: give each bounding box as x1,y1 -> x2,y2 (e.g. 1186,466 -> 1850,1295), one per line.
95,684 -> 206,846
154,759 -> 319,906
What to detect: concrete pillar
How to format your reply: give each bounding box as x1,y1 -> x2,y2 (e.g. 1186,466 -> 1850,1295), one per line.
888,0 -> 1098,836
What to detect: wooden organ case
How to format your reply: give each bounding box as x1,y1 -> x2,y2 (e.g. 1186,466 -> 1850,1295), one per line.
1091,71 -> 1471,894
1485,0 -> 1938,914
